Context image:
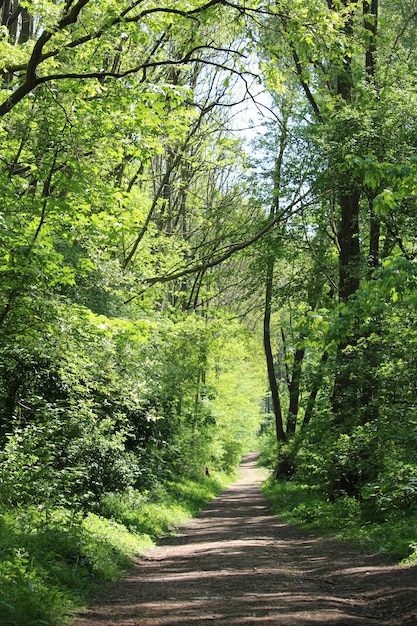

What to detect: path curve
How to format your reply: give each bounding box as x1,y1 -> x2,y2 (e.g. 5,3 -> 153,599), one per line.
73,453 -> 417,625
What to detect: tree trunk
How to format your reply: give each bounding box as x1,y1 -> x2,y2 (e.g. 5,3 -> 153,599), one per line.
263,255 -> 285,443
369,201 -> 380,271
303,351 -> 329,427
286,346 -> 305,435
331,189 -> 361,425
329,3 -> 381,513
338,190 -> 361,301
281,327 -> 305,435
330,1 -> 363,426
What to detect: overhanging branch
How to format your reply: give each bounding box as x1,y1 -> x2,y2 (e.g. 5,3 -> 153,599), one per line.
124,190 -> 316,303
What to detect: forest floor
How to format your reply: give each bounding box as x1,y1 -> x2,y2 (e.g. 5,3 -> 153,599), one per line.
72,454 -> 417,625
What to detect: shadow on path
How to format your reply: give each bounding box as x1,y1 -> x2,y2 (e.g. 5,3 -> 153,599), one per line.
72,453 -> 417,625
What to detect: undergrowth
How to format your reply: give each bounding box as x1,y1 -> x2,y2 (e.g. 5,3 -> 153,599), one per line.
262,476 -> 417,564
0,472 -> 231,626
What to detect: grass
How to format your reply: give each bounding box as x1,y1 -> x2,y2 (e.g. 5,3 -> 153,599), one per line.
261,475 -> 417,564
99,473 -> 234,540
0,471 -> 233,626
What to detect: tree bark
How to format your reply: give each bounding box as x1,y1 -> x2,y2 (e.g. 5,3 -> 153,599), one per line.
281,327 -> 305,435
286,346 -> 305,435
302,351 -> 329,427
337,190 -> 361,302
263,255 -> 285,443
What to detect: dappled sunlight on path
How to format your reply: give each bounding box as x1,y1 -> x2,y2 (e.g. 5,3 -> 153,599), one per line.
72,454 -> 417,625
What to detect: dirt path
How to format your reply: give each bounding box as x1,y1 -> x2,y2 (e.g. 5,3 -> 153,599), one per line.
72,454 -> 417,625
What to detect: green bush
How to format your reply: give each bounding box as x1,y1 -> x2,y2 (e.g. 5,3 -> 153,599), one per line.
262,475 -> 417,562
99,473 -> 231,538
0,413 -> 138,511
361,463 -> 417,521
0,470 -> 234,625
0,508 -> 86,626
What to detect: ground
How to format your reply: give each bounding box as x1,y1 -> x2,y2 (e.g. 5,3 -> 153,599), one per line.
72,454 -> 417,625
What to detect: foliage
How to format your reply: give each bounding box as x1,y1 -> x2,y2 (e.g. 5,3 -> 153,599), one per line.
0,471 -> 232,625
253,2 -> 417,545
257,418 -> 279,469
2,0 -> 417,620
0,302 -> 263,500
262,476 -> 417,563
99,473 -> 232,538
206,325 -> 265,471
0,0 -> 266,545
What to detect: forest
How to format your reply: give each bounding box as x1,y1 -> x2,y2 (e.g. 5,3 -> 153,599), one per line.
1,0 -> 417,623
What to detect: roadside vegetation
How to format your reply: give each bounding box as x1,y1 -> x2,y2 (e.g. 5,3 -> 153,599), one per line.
0,471 -> 233,626
259,438 -> 417,565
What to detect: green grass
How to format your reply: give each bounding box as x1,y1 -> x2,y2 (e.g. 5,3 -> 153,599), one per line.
0,471 -> 232,626
262,476 -> 417,564
99,473 -> 233,540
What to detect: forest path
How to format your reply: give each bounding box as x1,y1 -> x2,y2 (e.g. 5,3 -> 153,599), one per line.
72,453 -> 417,625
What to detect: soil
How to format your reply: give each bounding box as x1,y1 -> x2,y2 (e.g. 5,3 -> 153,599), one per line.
71,453 -> 417,625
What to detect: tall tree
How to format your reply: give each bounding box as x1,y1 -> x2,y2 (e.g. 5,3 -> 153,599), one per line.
256,0 -> 417,496
262,104 -> 290,448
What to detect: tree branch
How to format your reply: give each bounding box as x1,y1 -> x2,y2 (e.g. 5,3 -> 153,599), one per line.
0,0 -> 237,116
124,190 -> 315,303
1,48 -> 252,117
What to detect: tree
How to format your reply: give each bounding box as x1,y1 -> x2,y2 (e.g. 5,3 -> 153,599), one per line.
261,104 -> 290,449
1,0 -> 273,508
255,0 -> 417,499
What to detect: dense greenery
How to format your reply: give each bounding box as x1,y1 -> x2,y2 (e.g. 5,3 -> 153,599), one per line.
254,0 -> 417,565
262,475 -> 417,564
1,0 -> 417,622
0,471 -> 232,625
0,1 -> 266,622
254,0 -> 417,505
